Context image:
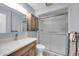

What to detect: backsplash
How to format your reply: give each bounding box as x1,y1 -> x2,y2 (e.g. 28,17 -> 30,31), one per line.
0,32 -> 27,45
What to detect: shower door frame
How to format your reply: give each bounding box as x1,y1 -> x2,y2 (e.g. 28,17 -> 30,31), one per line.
38,13 -> 69,56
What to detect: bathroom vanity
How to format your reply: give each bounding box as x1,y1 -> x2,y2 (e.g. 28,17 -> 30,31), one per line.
0,38 -> 37,56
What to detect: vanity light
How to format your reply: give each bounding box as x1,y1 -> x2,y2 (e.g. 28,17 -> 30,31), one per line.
3,3 -> 28,15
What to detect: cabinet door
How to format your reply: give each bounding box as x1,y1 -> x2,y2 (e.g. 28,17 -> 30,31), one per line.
8,41 -> 36,56
27,13 -> 32,31
28,49 -> 33,56
31,16 -> 36,31
28,46 -> 36,56
27,13 -> 38,31
22,51 -> 29,56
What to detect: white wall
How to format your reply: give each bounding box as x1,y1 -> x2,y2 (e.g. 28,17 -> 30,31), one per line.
69,4 -> 79,33
19,3 -> 35,15
36,3 -> 68,16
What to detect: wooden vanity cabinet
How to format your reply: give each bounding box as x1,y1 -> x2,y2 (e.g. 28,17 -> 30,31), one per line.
27,13 -> 38,31
8,41 -> 36,56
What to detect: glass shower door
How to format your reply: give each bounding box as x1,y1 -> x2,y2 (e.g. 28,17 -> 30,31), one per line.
39,14 -> 68,55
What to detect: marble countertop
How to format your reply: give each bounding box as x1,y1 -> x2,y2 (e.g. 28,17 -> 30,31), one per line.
0,38 -> 37,56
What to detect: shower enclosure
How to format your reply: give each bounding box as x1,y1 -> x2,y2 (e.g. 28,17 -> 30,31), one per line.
38,14 -> 68,55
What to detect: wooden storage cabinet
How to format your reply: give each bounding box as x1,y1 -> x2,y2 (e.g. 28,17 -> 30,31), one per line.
8,41 -> 36,56
27,13 -> 38,31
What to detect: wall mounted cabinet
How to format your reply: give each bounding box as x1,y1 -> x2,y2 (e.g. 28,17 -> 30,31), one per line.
27,13 -> 38,31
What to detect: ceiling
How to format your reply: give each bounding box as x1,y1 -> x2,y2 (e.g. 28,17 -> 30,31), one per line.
28,3 -> 54,12
1,3 -> 69,17
28,3 -> 68,16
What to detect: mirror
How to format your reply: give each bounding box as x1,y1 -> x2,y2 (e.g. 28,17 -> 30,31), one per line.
11,11 -> 26,32
0,4 -> 26,33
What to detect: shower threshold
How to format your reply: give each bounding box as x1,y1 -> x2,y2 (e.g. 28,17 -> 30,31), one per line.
43,49 -> 65,56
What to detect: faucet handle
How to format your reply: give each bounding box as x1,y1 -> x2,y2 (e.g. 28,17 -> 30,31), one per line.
15,33 -> 18,37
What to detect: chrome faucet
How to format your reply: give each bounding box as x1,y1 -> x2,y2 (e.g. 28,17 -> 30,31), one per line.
15,33 -> 18,40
